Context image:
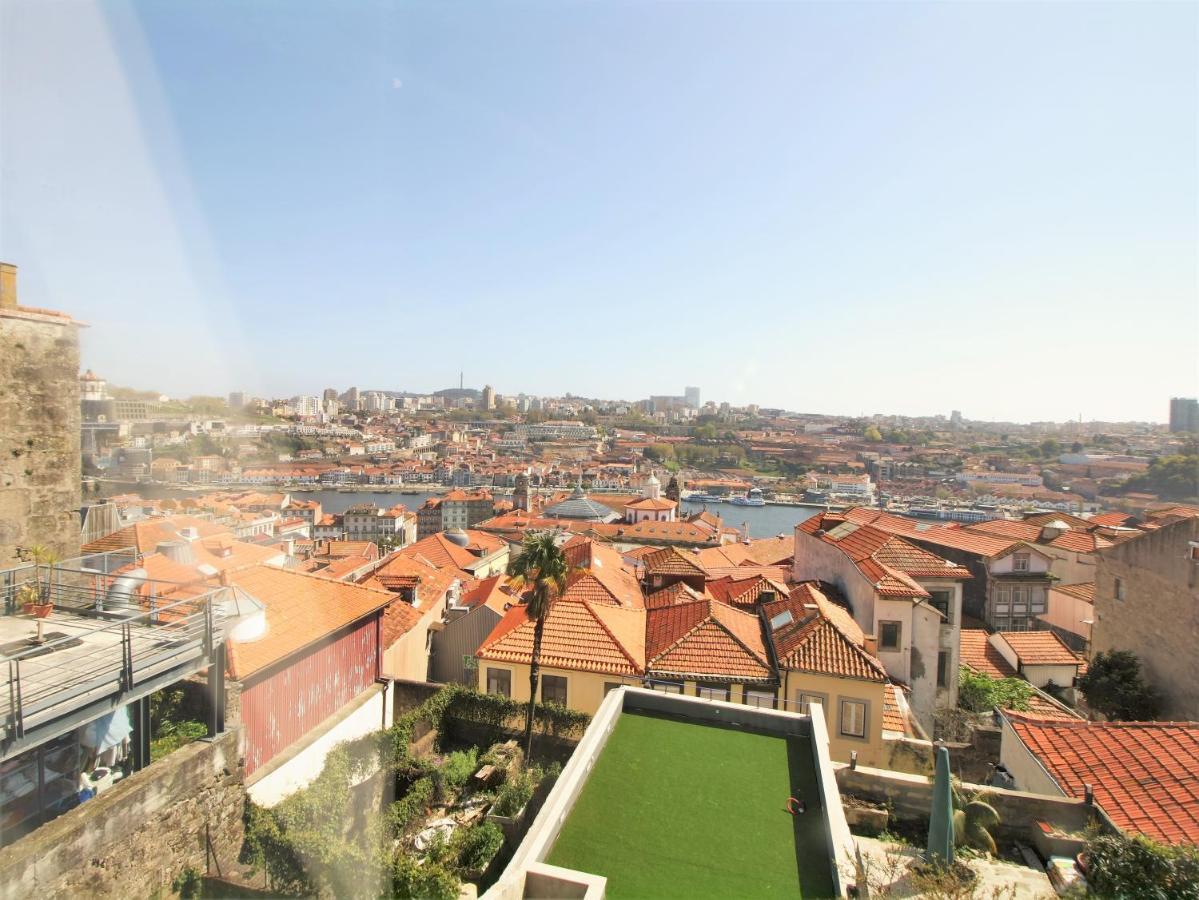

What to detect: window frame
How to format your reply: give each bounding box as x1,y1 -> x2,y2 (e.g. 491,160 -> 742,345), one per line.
1013,552 -> 1031,573
927,588 -> 953,623
937,650 -> 950,688
839,698 -> 869,740
486,667 -> 512,698
745,689 -> 776,709
878,621 -> 902,651
541,674 -> 568,706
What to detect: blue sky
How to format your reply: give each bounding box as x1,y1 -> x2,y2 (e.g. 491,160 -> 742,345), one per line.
2,1 -> 1195,422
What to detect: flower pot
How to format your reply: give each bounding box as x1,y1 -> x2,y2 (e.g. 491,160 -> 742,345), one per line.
30,603 -> 53,619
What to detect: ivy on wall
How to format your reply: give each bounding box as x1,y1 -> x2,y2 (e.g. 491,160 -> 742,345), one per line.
241,684 -> 589,896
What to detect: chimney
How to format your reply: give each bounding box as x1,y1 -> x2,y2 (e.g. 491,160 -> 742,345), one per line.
864,634 -> 879,656
0,262 -> 16,309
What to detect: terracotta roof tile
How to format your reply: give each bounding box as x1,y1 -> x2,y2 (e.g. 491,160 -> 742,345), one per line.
645,599 -> 773,682
643,546 -> 709,578
477,598 -> 645,676
225,565 -> 393,680
763,585 -> 887,682
997,631 -> 1084,667
1006,716 -> 1199,844
960,629 -> 1016,678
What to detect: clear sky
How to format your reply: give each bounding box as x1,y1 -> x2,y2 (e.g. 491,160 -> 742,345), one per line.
2,1 -> 1196,422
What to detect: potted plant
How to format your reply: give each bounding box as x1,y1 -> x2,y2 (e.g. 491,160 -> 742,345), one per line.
20,545 -> 59,617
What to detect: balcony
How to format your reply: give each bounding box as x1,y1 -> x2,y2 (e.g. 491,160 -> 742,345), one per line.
1,552 -> 227,762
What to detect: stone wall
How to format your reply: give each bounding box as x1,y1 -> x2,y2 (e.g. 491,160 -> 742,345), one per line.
1092,518 -> 1199,720
0,730 -> 245,899
835,763 -> 1114,844
0,306 -> 82,567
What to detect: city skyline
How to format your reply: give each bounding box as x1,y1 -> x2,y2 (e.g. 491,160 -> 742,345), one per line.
1,1 -> 1196,421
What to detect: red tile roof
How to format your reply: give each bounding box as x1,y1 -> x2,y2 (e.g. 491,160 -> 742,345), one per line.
642,546 -> 709,578
763,585 -> 887,682
997,631 -> 1083,667
1052,582 -> 1095,604
225,565 -> 393,680
1006,715 -> 1199,844
705,574 -> 789,608
645,599 -> 773,682
477,598 -> 646,676
645,581 -> 709,609
959,629 -> 1016,678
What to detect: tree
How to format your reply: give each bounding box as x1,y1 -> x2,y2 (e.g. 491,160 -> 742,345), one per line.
863,426 -> 883,442
506,532 -> 570,757
1039,438 -> 1061,459
1079,650 -> 1161,720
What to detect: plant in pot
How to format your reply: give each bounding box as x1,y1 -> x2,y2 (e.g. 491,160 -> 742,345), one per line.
20,545 -> 59,617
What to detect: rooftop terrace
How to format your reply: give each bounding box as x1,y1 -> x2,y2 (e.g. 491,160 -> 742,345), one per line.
548,709 -> 834,898
0,551 -> 227,761
487,687 -> 851,900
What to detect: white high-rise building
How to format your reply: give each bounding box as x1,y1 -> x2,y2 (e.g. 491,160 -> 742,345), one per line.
685,386 -> 701,409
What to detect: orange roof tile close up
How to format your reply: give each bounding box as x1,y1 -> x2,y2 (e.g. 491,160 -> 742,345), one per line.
959,629 -> 1016,679
1006,716 -> 1199,845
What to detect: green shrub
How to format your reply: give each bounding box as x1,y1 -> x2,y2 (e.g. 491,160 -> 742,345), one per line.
492,770 -> 536,818
1085,833 -> 1199,899
171,866 -> 203,899
958,667 -> 1033,713
391,851 -> 461,900
1079,650 -> 1162,721
453,822 -> 505,874
388,776 -> 435,834
434,748 -> 478,800
151,720 -> 208,761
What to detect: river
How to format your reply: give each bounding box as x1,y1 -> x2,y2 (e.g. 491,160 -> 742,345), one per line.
102,485 -> 819,539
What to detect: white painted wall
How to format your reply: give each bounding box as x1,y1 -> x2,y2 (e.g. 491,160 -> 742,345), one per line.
998,716 -> 1065,797
247,685 -> 392,807
1020,663 -> 1079,690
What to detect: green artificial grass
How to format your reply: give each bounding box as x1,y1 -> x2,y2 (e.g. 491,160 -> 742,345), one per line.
547,710 -> 835,899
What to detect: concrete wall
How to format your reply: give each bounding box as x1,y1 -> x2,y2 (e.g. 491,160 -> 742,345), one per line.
0,307 -> 82,566
1091,518 -> 1199,720
1041,586 -> 1093,646
835,762 -> 1101,843
793,529 -> 878,631
0,730 -> 244,899
246,682 -> 392,807
382,597 -> 442,682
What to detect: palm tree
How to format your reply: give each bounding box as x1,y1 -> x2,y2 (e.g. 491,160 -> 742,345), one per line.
506,531 -> 569,757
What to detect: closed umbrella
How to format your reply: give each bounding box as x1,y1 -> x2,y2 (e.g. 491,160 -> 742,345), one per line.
926,745 -> 955,867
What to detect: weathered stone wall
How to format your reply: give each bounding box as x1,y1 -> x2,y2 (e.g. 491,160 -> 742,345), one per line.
1092,518 -> 1199,720
0,730 -> 245,900
0,309 -> 81,567
835,763 -> 1116,844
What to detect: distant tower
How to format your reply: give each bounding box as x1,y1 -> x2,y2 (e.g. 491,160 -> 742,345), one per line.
460,371 -> 464,391
665,475 -> 680,504
482,384 -> 496,411
643,471 -> 661,500
514,473 -> 530,511
79,370 -> 106,402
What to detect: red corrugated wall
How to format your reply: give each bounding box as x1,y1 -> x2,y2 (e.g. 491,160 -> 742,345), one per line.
240,617 -> 379,775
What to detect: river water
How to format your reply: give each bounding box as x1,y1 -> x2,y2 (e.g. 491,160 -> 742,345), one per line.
104,485 -> 819,539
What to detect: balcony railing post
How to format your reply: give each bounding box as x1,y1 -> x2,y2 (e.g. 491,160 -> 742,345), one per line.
8,659 -> 24,739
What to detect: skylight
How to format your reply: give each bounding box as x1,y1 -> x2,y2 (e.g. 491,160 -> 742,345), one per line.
769,609 -> 794,631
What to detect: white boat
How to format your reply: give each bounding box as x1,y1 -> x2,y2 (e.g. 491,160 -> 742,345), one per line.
685,493 -> 724,503
730,488 -> 766,507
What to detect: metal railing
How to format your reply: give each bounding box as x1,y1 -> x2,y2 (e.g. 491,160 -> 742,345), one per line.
2,557 -> 226,747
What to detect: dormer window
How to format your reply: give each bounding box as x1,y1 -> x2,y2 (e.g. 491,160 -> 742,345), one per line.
1013,552 -> 1030,572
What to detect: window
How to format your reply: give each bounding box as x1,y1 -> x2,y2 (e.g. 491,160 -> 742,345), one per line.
1012,585 -> 1028,612
650,680 -> 683,694
697,684 -> 729,702
937,651 -> 950,688
840,699 -> 868,739
1115,577 -> 1126,601
879,621 -> 902,651
1013,552 -> 1030,572
928,589 -> 953,623
541,674 -> 567,705
486,668 -> 511,697
797,692 -> 826,713
745,690 -> 776,709
1030,590 -> 1046,615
